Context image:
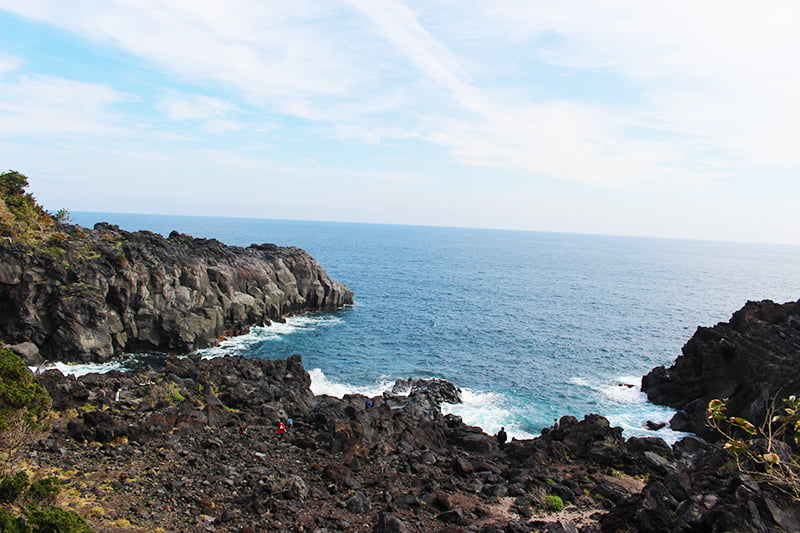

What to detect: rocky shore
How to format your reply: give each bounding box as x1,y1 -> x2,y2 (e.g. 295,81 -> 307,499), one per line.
20,332 -> 799,532
0,223 -> 353,363
642,299 -> 800,440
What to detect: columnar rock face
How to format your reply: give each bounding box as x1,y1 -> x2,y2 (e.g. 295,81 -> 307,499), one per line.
0,222 -> 353,362
642,299 -> 800,438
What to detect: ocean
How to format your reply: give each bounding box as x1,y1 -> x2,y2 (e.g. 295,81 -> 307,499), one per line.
66,212 -> 800,443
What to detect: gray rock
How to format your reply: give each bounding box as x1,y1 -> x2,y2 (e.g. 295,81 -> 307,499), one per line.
345,491 -> 371,515
9,341 -> 42,365
373,513 -> 410,533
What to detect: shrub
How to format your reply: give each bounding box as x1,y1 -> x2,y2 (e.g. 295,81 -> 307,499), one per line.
0,508 -> 30,533
0,470 -> 29,503
0,347 -> 51,428
27,476 -> 61,502
24,505 -> 94,533
545,494 -> 564,512
0,347 -> 51,470
707,396 -> 800,500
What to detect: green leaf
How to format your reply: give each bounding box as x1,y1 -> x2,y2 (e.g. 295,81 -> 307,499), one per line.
730,417 -> 757,435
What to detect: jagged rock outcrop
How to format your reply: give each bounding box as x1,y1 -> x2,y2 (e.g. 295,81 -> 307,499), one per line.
30,352 -> 800,532
641,299 -> 800,438
0,222 -> 353,362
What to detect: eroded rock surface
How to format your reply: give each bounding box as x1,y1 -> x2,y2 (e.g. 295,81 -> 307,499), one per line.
0,223 -> 353,361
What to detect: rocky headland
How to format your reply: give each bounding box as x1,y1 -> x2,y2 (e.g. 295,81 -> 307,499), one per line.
642,299 -> 800,440
0,222 -> 353,363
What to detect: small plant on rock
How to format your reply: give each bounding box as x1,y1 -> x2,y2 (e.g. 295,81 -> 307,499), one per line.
545,494 -> 564,512
0,508 -> 29,533
707,396 -> 800,500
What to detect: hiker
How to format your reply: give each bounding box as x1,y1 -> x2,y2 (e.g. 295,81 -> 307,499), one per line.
286,418 -> 293,432
97,388 -> 107,410
278,421 -> 286,439
113,379 -> 122,402
365,399 -> 373,409
496,426 -> 507,449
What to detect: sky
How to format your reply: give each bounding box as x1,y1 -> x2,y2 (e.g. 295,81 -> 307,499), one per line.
1,1 -> 799,245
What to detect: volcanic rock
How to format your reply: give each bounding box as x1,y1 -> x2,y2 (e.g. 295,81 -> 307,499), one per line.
0,222 -> 353,361
642,299 -> 800,438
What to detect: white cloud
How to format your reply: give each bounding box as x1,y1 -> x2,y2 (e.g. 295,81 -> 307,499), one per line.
0,73 -> 132,135
0,52 -> 23,77
474,1 -> 800,169
158,92 -> 237,121
1,0 -> 799,214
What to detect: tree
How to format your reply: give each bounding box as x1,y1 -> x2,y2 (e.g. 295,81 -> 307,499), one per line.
0,171 -> 29,198
0,171 -> 58,243
707,396 -> 800,500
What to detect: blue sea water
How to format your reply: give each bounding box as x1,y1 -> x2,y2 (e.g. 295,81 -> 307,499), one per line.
69,212 -> 800,442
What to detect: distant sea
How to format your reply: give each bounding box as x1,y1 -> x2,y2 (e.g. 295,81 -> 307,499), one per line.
67,212 -> 800,442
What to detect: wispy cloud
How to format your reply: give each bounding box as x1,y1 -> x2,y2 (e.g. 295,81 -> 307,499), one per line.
0,70 -> 132,136
1,1 -> 799,242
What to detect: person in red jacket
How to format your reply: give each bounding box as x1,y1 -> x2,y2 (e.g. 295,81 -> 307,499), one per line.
278,421 -> 286,439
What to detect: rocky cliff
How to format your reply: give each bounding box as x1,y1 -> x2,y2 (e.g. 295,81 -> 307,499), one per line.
0,222 -> 353,362
642,299 -> 800,438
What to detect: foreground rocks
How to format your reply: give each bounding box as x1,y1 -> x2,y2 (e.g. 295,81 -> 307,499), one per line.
642,299 -> 800,438
25,353 -> 799,533
0,223 -> 353,362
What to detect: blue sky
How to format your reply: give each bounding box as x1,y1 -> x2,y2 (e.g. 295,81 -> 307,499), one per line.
1,1 -> 799,245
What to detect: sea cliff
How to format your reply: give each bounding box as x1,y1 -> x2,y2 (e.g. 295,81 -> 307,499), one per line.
0,222 -> 353,363
642,298 -> 800,439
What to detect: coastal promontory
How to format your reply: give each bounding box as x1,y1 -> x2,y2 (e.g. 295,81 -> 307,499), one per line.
642,298 -> 800,438
0,172 -> 353,362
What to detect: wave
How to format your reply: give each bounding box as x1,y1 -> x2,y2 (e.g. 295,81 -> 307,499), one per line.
31,358 -> 134,377
309,369 -> 537,441
569,375 -> 689,443
442,388 -> 538,441
308,368 -> 393,398
197,313 -> 344,358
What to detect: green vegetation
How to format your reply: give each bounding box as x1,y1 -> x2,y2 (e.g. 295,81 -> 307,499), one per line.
0,471 -> 29,503
0,508 -> 29,533
27,477 -> 60,503
545,494 -> 564,512
24,505 -> 94,533
0,349 -> 91,530
0,171 -> 61,245
707,396 -> 800,500
0,347 -> 51,471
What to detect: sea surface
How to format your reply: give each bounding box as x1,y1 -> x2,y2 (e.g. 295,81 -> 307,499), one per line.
67,212 -> 800,442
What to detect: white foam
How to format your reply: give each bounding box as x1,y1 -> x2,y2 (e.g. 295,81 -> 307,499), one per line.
198,314 -> 343,358
32,359 -> 131,377
442,388 -> 538,441
308,368 -> 393,398
309,370 -> 537,440
570,374 -> 690,443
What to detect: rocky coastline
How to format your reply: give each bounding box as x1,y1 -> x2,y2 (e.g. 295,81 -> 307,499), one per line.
642,299 -> 800,440
0,222 -> 353,363
0,198 -> 798,531
21,339 -> 799,533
